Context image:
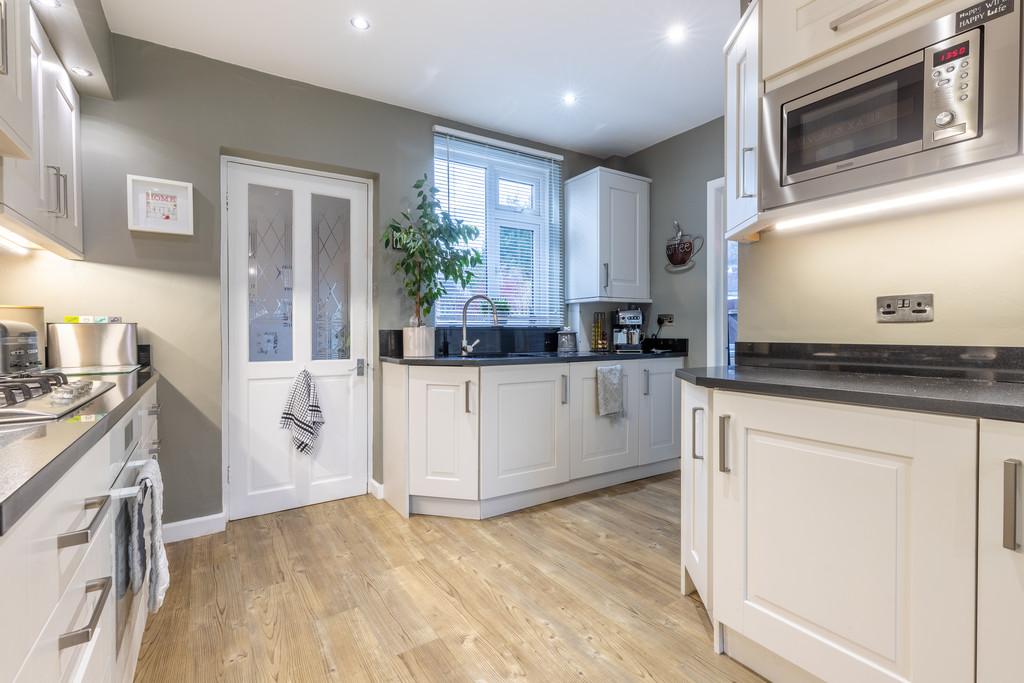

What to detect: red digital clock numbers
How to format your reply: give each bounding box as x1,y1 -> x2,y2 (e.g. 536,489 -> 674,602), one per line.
933,41 -> 970,67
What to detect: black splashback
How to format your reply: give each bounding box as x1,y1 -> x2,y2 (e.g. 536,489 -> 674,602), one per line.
378,327 -> 559,358
737,342 -> 1024,383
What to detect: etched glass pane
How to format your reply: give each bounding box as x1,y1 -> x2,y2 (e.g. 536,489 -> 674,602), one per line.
248,184 -> 293,362
312,194 -> 351,360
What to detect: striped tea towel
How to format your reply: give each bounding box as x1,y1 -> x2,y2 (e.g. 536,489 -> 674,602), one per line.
280,369 -> 325,454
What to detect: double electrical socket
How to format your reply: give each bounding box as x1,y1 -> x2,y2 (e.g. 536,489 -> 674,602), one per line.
657,313 -> 675,326
877,294 -> 934,323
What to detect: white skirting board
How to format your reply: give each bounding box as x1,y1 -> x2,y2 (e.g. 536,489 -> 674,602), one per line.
369,479 -> 384,499
162,512 -> 227,543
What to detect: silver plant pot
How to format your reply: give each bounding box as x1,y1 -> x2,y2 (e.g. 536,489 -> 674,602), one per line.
403,326 -> 435,359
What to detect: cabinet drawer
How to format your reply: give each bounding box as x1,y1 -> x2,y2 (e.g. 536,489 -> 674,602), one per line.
0,432 -> 112,682
15,511 -> 114,682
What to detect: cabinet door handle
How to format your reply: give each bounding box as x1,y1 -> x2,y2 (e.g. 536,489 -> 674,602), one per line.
718,415 -> 732,473
58,577 -> 112,650
464,380 -> 472,413
46,166 -> 62,214
603,263 -> 610,290
740,147 -> 756,198
1004,459 -> 1021,551
643,368 -> 650,396
57,495 -> 111,549
691,407 -> 705,460
561,374 -> 569,405
829,0 -> 890,31
0,0 -> 8,77
60,173 -> 70,219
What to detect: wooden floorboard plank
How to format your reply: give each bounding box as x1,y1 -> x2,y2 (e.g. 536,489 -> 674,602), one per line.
136,472 -> 764,682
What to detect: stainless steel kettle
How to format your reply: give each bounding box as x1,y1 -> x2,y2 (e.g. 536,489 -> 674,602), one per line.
556,328 -> 578,353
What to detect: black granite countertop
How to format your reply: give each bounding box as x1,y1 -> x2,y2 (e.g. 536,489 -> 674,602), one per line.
382,351 -> 687,367
676,366 -> 1024,422
0,368 -> 160,534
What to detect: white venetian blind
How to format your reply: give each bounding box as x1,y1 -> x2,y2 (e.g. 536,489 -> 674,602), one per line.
433,130 -> 564,327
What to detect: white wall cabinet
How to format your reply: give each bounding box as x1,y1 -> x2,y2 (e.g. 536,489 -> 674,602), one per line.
408,366 -> 480,500
681,381 -> 711,608
0,0 -> 33,159
713,391 -> 976,683
977,419 -> 1024,683
724,1 -> 759,236
569,361 -> 640,479
480,364 -> 571,498
566,167 -> 651,303
638,357 -> 681,465
762,0 -> 947,83
0,7 -> 82,258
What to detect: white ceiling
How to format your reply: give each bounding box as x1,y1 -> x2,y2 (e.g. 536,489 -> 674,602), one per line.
99,0 -> 738,158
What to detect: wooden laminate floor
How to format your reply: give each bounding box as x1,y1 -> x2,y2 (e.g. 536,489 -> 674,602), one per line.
134,473 -> 764,682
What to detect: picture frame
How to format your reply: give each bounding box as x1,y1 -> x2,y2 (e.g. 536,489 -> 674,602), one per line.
126,175 -> 194,235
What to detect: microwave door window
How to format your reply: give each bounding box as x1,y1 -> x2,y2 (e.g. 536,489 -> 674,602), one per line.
786,63 -> 924,180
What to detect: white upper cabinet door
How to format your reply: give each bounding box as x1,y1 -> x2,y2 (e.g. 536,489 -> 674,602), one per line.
714,392 -> 976,683
681,381 -> 711,608
569,361 -> 640,479
408,366 -> 480,500
480,364 -> 570,498
0,0 -> 33,159
762,0 -> 946,82
638,358 -> 682,465
724,2 -> 759,235
565,167 -> 651,303
977,419 -> 1024,683
47,70 -> 80,253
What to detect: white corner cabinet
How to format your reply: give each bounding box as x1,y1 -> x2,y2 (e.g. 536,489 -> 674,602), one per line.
0,0 -> 33,159
385,356 -> 681,519
977,419 -> 1024,683
0,7 -> 82,259
565,167 -> 651,303
724,0 -> 759,237
681,381 -> 711,609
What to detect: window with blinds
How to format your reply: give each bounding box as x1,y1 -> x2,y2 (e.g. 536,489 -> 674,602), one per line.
433,131 -> 564,327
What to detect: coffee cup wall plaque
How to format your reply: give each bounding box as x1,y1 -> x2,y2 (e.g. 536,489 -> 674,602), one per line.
665,220 -> 703,273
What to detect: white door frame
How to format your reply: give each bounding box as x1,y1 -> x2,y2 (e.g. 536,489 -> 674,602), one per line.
219,155 -> 375,521
705,177 -> 727,367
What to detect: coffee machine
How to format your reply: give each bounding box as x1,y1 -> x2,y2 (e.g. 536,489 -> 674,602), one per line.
612,309 -> 643,354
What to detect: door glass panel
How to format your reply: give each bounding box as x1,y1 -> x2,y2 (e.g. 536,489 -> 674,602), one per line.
312,194 -> 351,360
785,62 -> 924,177
248,184 -> 293,362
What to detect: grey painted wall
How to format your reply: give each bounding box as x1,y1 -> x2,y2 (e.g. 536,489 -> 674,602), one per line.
622,118 -> 724,367
0,35 -> 599,523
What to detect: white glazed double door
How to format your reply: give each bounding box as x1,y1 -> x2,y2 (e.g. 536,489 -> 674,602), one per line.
227,161 -> 370,520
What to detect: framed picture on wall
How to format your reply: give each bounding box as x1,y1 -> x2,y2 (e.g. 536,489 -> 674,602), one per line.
126,175 -> 194,235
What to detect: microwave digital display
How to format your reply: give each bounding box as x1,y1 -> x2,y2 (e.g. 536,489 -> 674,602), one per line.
933,41 -> 970,66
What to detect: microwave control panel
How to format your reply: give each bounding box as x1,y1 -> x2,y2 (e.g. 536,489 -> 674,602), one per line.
923,28 -> 981,149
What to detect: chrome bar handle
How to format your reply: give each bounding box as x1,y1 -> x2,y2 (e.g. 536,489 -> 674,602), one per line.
0,0 -> 9,77
603,263 -> 610,290
57,495 -> 111,549
718,415 -> 732,473
740,147 -> 756,198
58,577 -> 112,650
46,166 -> 62,214
465,380 -> 471,413
60,172 -> 70,218
1004,459 -> 1021,551
691,407 -> 705,460
561,374 -> 568,405
829,0 -> 890,31
643,368 -> 650,396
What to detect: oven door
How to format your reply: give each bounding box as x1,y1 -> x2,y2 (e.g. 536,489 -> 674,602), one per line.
782,52 -> 925,185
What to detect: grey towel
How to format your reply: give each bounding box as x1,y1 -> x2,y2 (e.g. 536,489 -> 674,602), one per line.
129,458 -> 169,613
597,365 -> 624,416
280,369 -> 325,454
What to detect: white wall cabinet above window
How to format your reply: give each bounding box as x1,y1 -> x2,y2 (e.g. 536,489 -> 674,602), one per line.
0,8 -> 82,259
724,1 -> 759,237
0,0 -> 33,159
565,167 -> 651,303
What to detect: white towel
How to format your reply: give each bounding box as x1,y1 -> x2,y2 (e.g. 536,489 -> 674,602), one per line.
597,365 -> 624,416
129,458 -> 169,613
280,369 -> 325,454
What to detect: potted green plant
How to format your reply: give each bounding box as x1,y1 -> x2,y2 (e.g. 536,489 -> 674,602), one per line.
384,174 -> 482,358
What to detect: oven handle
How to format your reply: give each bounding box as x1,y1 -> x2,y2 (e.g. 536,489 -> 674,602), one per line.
829,0 -> 891,31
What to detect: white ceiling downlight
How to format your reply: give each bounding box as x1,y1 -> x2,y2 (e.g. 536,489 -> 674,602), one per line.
667,24 -> 686,44
562,92 -> 578,106
350,16 -> 371,31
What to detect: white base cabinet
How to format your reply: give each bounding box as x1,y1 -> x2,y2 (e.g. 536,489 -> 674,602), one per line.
638,358 -> 681,465
681,381 -> 711,607
977,419 -> 1024,683
712,391 -> 976,683
408,366 -> 479,500
569,360 -> 639,479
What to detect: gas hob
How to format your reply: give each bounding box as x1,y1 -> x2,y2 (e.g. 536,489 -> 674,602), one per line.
0,372 -> 115,425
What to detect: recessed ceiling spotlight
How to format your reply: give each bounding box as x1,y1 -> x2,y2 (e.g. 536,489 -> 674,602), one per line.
34,0 -> 63,8
350,16 -> 371,31
69,66 -> 93,77
667,24 -> 687,44
562,92 -> 578,106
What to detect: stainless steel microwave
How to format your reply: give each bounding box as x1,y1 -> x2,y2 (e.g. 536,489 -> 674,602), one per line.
762,4 -> 1022,210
